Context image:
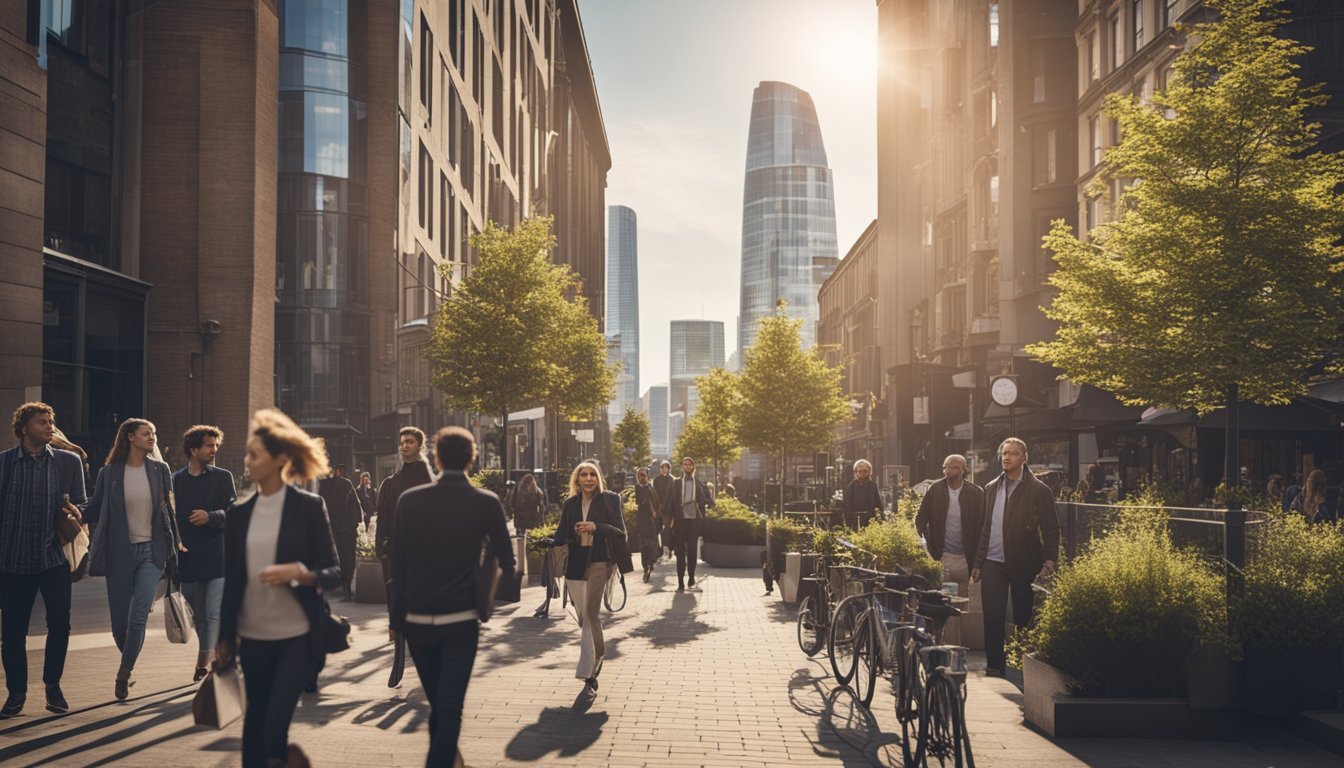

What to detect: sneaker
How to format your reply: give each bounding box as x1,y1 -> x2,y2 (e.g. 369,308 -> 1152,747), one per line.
44,685 -> 69,714
1,693 -> 23,718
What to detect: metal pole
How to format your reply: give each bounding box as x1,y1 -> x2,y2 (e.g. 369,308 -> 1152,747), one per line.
1065,501 -> 1078,561
1224,502 -> 1246,605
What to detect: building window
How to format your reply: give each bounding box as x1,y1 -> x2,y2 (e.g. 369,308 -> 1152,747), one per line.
1109,11 -> 1122,71
988,3 -> 999,48
1090,114 -> 1102,167
440,172 -> 448,257
1133,0 -> 1145,52
418,141 -> 432,229
1087,31 -> 1099,82
1086,194 -> 1101,232
1031,44 -> 1047,103
1164,0 -> 1178,28
419,14 -> 433,118
1033,127 -> 1057,186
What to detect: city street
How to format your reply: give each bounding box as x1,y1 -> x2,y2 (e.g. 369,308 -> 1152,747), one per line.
0,556 -> 1338,767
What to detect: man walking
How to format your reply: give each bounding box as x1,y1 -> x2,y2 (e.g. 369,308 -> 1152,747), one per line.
319,464 -> 361,600
660,457 -> 715,592
915,454 -> 984,645
389,427 -> 514,768
376,427 -> 434,584
652,461 -> 674,557
172,425 -> 236,681
0,403 -> 87,716
971,438 -> 1060,676
841,459 -> 883,528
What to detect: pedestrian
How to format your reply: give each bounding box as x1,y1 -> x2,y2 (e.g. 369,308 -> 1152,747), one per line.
376,427 -> 434,586
633,467 -> 660,582
659,457 -> 715,592
914,454 -> 985,603
319,464 -> 361,600
842,459 -> 883,528
1265,474 -> 1284,508
173,425 -> 236,682
653,460 -> 674,556
1283,473 -> 1303,512
510,472 -> 546,537
0,402 -> 87,717
356,472 -> 376,528
82,419 -> 180,700
389,427 -> 514,768
216,408 -> 341,768
1288,469 -> 1334,524
552,461 -> 626,693
971,438 -> 1060,677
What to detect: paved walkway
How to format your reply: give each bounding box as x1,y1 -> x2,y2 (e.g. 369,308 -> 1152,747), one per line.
0,558 -> 1339,767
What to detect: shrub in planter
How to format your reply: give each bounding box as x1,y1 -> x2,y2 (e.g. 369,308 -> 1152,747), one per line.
469,468 -> 508,498
704,498 -> 766,545
526,521 -> 559,556
767,516 -> 809,556
839,517 -> 942,584
1019,509 -> 1225,698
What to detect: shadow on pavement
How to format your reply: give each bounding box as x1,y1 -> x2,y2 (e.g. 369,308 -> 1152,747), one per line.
786,664 -> 903,767
0,688 -> 197,766
626,593 -> 721,648
503,705 -> 609,761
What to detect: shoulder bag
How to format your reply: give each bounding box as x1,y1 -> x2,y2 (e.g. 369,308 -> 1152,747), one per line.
321,599 -> 352,653
164,561 -> 196,644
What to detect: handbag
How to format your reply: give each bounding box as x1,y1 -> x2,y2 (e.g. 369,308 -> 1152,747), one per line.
63,525 -> 90,582
192,664 -> 246,729
474,537 -> 503,622
321,600 -> 352,654
164,566 -> 195,645
495,569 -> 523,603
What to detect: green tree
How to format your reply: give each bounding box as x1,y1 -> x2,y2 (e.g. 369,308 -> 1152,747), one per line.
737,311 -> 849,515
430,217 -> 615,475
611,407 -> 652,471
673,368 -> 742,486
1028,0 -> 1344,490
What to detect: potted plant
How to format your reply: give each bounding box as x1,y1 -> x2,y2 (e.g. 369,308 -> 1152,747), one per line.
1233,514 -> 1344,714
767,516 -> 810,602
354,521 -> 386,603
525,521 -> 559,584
701,498 -> 766,568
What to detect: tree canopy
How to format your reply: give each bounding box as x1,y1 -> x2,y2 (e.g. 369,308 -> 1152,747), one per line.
1028,0 -> 1344,414
611,406 -> 652,470
673,368 -> 742,483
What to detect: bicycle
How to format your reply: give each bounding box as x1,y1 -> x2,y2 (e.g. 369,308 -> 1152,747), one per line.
797,538 -> 875,662
828,568 -> 928,707
894,589 -> 974,768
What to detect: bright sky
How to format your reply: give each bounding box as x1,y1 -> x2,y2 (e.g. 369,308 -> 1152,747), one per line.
576,0 -> 878,392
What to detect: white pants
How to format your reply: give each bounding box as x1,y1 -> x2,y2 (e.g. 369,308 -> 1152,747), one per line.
566,562 -> 612,679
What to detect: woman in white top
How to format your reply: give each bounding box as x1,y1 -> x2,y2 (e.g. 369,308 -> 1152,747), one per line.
216,409 -> 341,768
84,418 -> 179,700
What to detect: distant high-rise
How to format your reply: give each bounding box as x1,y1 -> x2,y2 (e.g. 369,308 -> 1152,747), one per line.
738,81 -> 839,354
642,385 -> 670,461
669,320 -> 725,416
606,205 -> 640,425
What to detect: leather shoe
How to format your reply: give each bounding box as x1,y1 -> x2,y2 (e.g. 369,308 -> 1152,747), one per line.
114,676 -> 131,701
1,693 -> 23,718
45,685 -> 69,714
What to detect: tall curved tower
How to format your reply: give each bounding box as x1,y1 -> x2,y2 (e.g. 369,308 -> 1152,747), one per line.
606,204 -> 640,425
738,81 -> 839,355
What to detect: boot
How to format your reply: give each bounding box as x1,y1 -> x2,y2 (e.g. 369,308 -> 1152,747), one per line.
195,651 -> 211,682
114,666 -> 133,700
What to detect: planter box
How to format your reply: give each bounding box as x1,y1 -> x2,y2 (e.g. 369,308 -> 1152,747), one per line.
1188,642 -> 1243,711
1245,645 -> 1343,715
354,560 -> 386,604
702,541 -> 763,568
1024,653 -> 1249,739
780,553 -> 819,604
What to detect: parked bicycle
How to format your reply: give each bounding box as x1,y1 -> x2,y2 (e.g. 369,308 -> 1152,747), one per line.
827,568 -> 928,707
894,588 -> 974,768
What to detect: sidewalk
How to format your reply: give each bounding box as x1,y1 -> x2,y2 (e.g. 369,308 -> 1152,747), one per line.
1,561 -> 1339,767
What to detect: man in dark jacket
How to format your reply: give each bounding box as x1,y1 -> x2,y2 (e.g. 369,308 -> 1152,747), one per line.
660,457 -> 715,592
841,459 -> 883,528
173,425 -> 236,680
915,454 -> 985,600
652,460 -> 674,556
376,427 -> 434,584
318,464 -> 361,600
389,427 -> 514,768
972,438 -> 1061,676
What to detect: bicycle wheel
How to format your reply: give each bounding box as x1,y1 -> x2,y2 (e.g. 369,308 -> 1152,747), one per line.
898,639 -> 927,767
850,609 -> 878,708
797,595 -> 824,657
828,596 -> 865,684
915,672 -> 963,768
603,568 -> 627,612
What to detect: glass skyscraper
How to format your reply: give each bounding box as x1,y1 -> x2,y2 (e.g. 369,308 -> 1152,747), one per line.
738,81 -> 839,354
669,319 -> 724,417
606,205 -> 640,425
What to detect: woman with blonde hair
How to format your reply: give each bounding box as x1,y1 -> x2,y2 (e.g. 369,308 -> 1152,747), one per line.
216,409 -> 342,768
550,461 -> 626,693
1289,469 -> 1335,524
83,418 -> 180,700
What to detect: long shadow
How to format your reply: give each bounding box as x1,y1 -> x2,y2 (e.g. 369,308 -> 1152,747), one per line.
0,682 -> 198,737
504,705 -> 609,761
626,593 -> 721,649
786,664 -> 903,767
2,689 -> 197,765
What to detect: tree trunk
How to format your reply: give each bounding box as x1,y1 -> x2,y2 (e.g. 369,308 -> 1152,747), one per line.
500,409 -> 510,478
1224,383 -> 1239,489
779,446 -> 787,519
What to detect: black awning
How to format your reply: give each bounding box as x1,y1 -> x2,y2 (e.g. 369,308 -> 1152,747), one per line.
1198,399 -> 1344,433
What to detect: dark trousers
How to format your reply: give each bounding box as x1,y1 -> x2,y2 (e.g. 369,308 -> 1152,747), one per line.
406,621 -> 479,768
239,634 -> 317,767
980,559 -> 1036,672
334,529 -> 356,593
1,565 -> 72,694
673,517 -> 704,581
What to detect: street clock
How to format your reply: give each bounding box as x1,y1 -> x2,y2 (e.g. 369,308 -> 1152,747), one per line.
990,375 -> 1019,407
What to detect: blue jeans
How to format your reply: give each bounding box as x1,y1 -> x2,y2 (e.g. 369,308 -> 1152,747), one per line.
182,577 -> 224,652
105,541 -> 163,672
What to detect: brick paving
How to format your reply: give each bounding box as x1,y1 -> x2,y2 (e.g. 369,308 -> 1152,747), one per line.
0,557 -> 1339,767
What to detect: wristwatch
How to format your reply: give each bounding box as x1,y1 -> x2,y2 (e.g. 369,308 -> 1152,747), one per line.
289,578 -> 302,588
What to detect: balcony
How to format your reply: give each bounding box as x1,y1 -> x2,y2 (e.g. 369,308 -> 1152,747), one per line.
969,315 -> 1000,336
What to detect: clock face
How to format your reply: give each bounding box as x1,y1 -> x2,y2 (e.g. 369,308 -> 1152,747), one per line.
991,376 -> 1018,407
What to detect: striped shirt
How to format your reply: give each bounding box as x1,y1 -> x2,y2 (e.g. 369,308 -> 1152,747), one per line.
0,446 -> 62,575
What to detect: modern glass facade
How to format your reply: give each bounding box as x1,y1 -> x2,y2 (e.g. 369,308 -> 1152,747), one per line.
738,81 -> 839,353
643,384 -> 669,461
276,0 -> 371,459
606,205 -> 639,425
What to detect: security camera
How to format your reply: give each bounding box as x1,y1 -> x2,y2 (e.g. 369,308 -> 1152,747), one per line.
200,319 -> 223,336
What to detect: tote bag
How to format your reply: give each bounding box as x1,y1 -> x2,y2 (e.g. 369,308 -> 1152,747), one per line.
193,665 -> 246,729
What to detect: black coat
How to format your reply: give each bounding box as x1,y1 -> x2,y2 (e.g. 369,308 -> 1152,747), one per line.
976,471 -> 1061,583
172,465 -> 236,583
219,486 -> 342,657
388,473 -> 516,632
652,473 -> 675,519
843,479 -> 883,517
554,491 -> 629,579
915,478 -> 985,567
659,474 -> 715,519
319,475 -> 360,537
375,460 -> 435,558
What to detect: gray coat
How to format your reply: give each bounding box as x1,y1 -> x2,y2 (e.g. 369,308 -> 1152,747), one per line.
83,460 -> 179,577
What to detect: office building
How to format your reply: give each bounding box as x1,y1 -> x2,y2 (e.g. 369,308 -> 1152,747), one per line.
606,204 -> 639,425
669,319 -> 724,417
642,384 -> 669,461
